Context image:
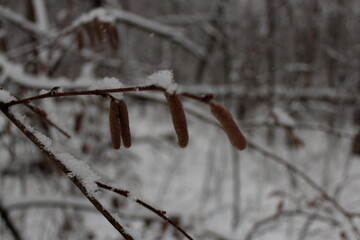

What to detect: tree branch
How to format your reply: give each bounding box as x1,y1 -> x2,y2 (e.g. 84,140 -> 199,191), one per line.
0,107 -> 134,240
96,182 -> 194,240
0,198 -> 24,240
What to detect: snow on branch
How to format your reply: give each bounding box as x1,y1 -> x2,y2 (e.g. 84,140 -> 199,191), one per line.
181,84 -> 360,104
0,54 -> 95,89
0,5 -> 206,58
0,6 -> 123,68
60,8 -> 206,58
0,5 -> 48,37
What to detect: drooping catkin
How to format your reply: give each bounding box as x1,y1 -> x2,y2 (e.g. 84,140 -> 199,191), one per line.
85,22 -> 96,47
210,102 -> 247,150
108,25 -> 119,50
165,93 -> 189,148
93,19 -> 103,43
117,100 -> 131,148
109,99 -> 121,149
76,32 -> 84,51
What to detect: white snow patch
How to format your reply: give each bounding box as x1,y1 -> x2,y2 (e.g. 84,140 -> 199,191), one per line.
0,89 -> 16,103
269,107 -> 296,127
11,110 -> 54,151
0,55 -> 95,89
74,8 -> 114,27
128,193 -> 138,202
33,131 -> 53,150
56,152 -> 100,196
39,89 -> 49,95
147,70 -> 177,93
89,77 -> 123,99
10,109 -> 99,197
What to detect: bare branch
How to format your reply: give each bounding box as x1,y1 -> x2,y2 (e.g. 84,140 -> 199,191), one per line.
244,209 -> 341,240
0,198 -> 24,240
0,107 -> 134,240
0,6 -> 206,59
247,139 -> 360,239
96,182 -> 194,240
5,85 -> 213,108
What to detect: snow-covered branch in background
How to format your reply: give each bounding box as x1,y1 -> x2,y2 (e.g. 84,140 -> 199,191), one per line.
0,5 -> 206,59
61,8 -> 206,58
0,54 -> 95,89
181,84 -> 360,104
0,5 -> 46,37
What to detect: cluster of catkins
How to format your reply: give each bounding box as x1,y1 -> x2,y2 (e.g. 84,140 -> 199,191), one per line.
109,99 -> 131,149
109,92 -> 247,151
76,18 -> 119,50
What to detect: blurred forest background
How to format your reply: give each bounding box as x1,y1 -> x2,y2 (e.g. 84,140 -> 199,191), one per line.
0,0 -> 360,239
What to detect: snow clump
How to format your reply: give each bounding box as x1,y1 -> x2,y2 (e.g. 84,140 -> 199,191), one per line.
147,70 -> 177,93
0,89 -> 16,103
89,77 -> 123,99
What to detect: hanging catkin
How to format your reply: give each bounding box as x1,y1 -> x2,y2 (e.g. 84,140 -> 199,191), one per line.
108,25 -> 119,49
76,32 -> 84,51
165,93 -> 189,148
109,99 -> 121,149
118,100 -> 131,148
210,102 -> 247,150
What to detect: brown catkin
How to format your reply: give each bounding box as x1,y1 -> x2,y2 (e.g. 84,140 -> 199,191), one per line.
93,18 -> 103,43
109,99 -> 121,149
210,102 -> 247,150
85,22 -> 96,47
117,100 -> 131,148
76,32 -> 84,51
165,93 -> 189,148
107,25 -> 119,49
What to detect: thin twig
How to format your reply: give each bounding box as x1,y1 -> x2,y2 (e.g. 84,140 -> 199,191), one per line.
25,103 -> 71,138
244,209 -> 340,240
96,181 -> 194,240
0,199 -> 24,240
5,85 -> 213,107
248,139 -> 360,239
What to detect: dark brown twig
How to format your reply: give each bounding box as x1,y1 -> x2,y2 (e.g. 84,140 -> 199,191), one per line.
96,181 -> 194,240
4,85 -> 213,107
25,103 -> 71,138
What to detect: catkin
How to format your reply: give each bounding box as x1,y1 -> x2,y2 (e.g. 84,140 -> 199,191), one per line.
93,19 -> 103,43
118,100 -> 131,148
108,25 -> 119,50
210,102 -> 247,150
109,99 -> 121,149
85,22 -> 96,47
165,93 -> 189,148
76,32 -> 84,51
